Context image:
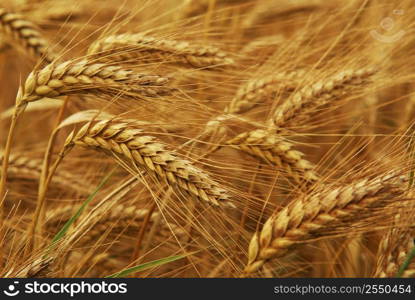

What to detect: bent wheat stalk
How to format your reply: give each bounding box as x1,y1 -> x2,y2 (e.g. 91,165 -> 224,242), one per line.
88,33 -> 234,68
65,118 -> 233,207
0,8 -> 56,63
244,173 -> 407,274
272,67 -> 377,128
227,129 -> 318,184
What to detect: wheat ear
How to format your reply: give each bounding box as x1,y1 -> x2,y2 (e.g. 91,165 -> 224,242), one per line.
16,58 -> 171,106
272,67 -> 377,128
64,118 -> 233,208
244,173 -> 407,274
88,33 -> 234,68
225,70 -> 305,115
202,70 -> 304,141
241,35 -> 285,55
21,1 -> 85,22
374,225 -> 415,278
0,152 -> 91,194
227,129 -> 318,184
0,8 -> 56,63
242,0 -> 324,32
44,203 -> 186,244
4,257 -> 53,278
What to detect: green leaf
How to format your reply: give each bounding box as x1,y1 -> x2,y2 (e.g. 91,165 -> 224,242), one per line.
106,253 -> 190,278
45,170 -> 115,255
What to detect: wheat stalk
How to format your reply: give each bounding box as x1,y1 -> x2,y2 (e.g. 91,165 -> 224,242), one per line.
244,173 -> 407,274
64,118 -> 234,208
227,129 -> 319,184
0,8 -> 56,63
271,67 -> 377,128
88,33 -> 234,68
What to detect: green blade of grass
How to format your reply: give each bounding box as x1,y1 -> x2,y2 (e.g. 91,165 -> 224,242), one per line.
45,169 -> 115,255
397,245 -> 415,277
105,253 -> 191,278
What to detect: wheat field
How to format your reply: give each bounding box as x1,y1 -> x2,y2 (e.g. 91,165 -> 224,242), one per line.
0,0 -> 414,278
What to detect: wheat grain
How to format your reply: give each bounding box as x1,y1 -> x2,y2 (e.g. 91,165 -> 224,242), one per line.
244,173 -> 407,274
88,33 -> 234,68
0,8 -> 56,63
227,129 -> 318,184
65,118 -> 234,207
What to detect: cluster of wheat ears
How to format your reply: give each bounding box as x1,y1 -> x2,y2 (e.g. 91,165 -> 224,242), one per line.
0,0 -> 414,278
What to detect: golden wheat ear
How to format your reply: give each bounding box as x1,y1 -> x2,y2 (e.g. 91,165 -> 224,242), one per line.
271,67 -> 377,128
43,202 -> 186,245
64,117 -> 235,208
225,70 -> 305,115
0,152 -> 92,194
16,57 -> 172,106
227,129 -> 319,185
243,173 -> 408,275
374,214 -> 415,278
4,257 -> 53,278
88,33 -> 234,68
0,8 -> 57,63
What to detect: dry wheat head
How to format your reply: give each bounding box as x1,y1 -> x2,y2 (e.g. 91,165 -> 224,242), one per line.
0,8 -> 56,63
65,118 -> 234,208
16,58 -> 172,106
227,129 -> 318,184
88,33 -> 234,68
244,173 -> 407,274
272,67 -> 377,127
